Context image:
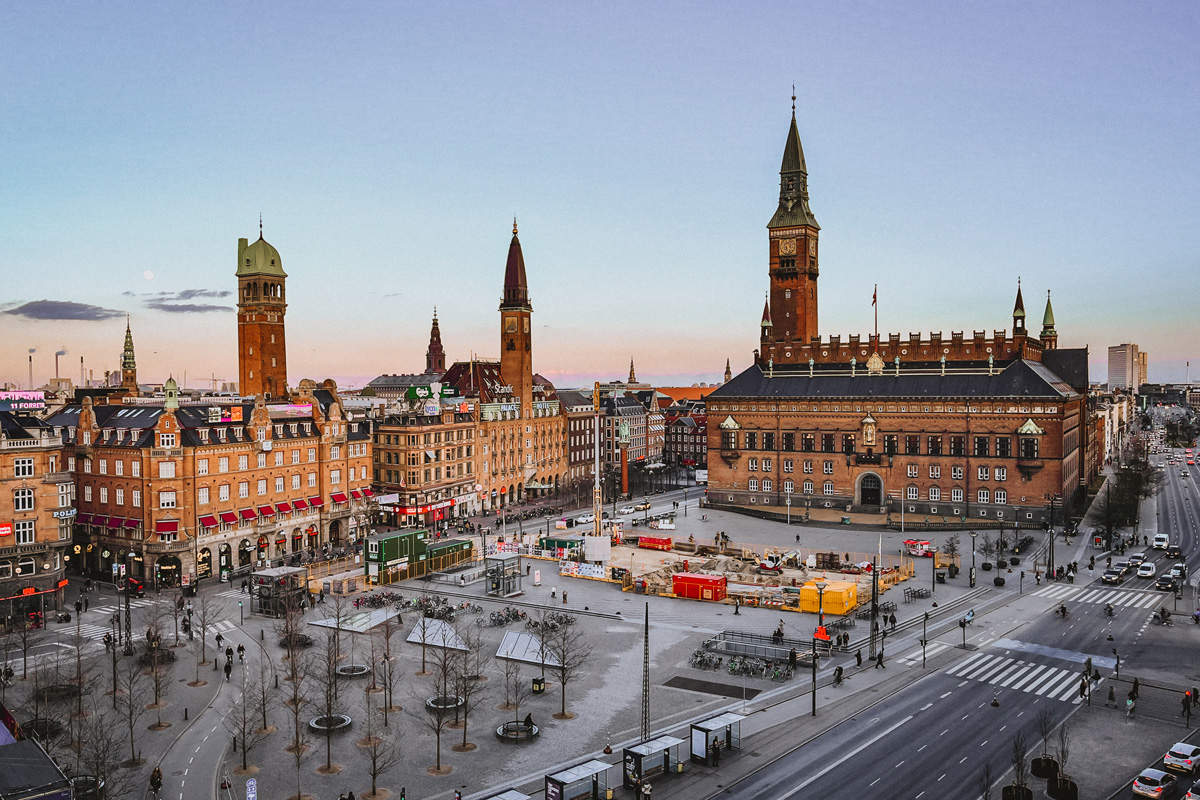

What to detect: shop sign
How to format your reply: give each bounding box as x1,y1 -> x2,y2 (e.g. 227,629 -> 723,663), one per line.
0,523 -> 11,537
206,405 -> 244,423
53,508 -> 77,519
57,578 -> 69,588
383,499 -> 456,515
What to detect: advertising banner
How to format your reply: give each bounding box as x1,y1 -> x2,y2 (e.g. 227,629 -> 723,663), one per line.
0,391 -> 45,412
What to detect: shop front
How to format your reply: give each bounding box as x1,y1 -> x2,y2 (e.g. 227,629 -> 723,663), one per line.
197,547 -> 213,581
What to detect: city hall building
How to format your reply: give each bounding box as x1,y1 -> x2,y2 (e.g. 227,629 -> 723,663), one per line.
706,110 -> 1090,526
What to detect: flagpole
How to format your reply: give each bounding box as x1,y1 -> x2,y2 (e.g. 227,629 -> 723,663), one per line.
873,283 -> 878,345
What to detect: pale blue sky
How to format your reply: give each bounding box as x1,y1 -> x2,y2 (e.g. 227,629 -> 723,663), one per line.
2,2 -> 1197,390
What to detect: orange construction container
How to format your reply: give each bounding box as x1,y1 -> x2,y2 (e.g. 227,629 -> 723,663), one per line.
797,580 -> 858,615
672,573 -> 728,602
638,535 -> 673,552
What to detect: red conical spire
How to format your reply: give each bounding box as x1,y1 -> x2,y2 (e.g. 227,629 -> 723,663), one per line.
425,307 -> 446,374
501,218 -> 531,310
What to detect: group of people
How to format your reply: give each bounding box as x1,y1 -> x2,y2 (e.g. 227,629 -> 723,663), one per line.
214,631 -> 246,681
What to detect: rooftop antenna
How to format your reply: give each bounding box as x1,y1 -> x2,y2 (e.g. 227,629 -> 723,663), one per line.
792,84 -> 796,113
259,213 -> 263,238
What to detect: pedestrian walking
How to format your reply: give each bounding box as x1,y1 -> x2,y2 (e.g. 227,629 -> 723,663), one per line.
856,649 -> 863,668
562,591 -> 568,604
74,600 -> 82,615
347,792 -> 356,800
1107,686 -> 1115,707
889,613 -> 897,630
1132,678 -> 1140,700
83,596 -> 89,612
875,650 -> 885,669
319,590 -> 325,604
551,586 -> 557,599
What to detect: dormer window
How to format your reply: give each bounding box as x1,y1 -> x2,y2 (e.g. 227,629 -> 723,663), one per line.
274,425 -> 283,437
234,428 -> 243,441
289,424 -> 297,435
198,428 -> 209,442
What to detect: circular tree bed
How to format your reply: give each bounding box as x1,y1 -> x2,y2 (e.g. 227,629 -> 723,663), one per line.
70,775 -> 105,800
138,648 -> 177,668
23,718 -> 63,741
335,664 -> 370,679
425,695 -> 464,714
495,720 -> 540,743
308,714 -> 352,734
35,684 -> 79,704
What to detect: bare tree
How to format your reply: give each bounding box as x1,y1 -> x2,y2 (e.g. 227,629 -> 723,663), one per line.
543,612 -> 592,719
15,614 -> 40,679
1010,731 -> 1029,789
412,626 -> 456,774
282,644 -> 312,800
330,593 -> 349,663
189,629 -> 209,687
67,615 -> 102,748
978,762 -> 993,800
313,632 -> 342,774
252,656 -> 277,735
452,625 -> 488,751
146,638 -> 172,731
414,602 -> 434,676
1035,708 -> 1054,757
194,593 -> 215,666
223,667 -> 267,772
169,588 -> 184,647
1057,720 -> 1071,778
376,642 -> 402,727
503,659 -> 533,731
359,685 -> 403,798
497,656 -> 521,710
75,706 -> 138,800
115,658 -> 148,764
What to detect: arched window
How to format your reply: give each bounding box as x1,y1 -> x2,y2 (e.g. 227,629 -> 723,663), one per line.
803,480 -> 814,494
823,481 -> 834,495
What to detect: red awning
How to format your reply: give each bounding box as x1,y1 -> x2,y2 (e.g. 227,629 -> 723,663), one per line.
155,520 -> 179,533
363,488 -> 373,497
331,492 -> 348,504
239,508 -> 257,521
308,496 -> 324,508
350,490 -> 362,500
76,514 -> 92,525
257,505 -> 275,517
198,515 -> 218,528
123,518 -> 139,528
275,537 -> 287,545
275,502 -> 292,513
292,499 -> 308,510
107,517 -> 124,529
92,516 -> 109,527
219,511 -> 239,525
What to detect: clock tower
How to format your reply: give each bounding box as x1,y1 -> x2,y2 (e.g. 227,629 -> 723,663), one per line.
499,220 -> 533,411
236,226 -> 289,399
766,101 -> 820,351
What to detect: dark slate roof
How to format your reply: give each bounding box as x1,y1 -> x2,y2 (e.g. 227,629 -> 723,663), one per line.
0,739 -> 71,796
556,390 -> 593,411
366,374 -> 435,390
0,413 -> 46,440
709,359 -> 1078,401
1040,348 -> 1089,394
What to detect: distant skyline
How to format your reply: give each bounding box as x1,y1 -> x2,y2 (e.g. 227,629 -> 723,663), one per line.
2,2 -> 1197,390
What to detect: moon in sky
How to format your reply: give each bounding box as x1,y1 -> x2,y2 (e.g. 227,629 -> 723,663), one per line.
143,270 -> 154,280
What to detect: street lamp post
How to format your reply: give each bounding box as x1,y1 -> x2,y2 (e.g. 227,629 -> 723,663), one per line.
683,487 -> 688,517
785,486 -> 793,525
813,581 -> 827,718
969,532 -> 978,588
922,611 -> 929,668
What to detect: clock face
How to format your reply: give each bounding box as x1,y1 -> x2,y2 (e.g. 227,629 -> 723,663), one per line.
504,316 -> 517,333
809,240 -> 817,255
779,238 -> 797,256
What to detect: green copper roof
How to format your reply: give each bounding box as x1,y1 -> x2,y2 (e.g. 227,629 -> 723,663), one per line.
780,113 -> 807,174
768,112 -> 819,230
1042,291 -> 1056,329
1012,283 -> 1026,319
237,236 -> 287,278
121,321 -> 136,370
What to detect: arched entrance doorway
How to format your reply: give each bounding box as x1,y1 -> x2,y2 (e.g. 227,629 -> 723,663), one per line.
328,520 -> 341,546
196,548 -> 213,580
155,555 -> 181,588
238,540 -> 252,568
291,528 -> 302,554
255,535 -> 268,563
859,474 -> 883,507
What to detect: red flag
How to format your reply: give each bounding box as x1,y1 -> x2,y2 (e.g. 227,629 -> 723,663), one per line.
872,285 -> 877,306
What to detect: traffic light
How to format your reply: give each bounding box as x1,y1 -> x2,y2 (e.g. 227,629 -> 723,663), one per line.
455,792 -> 462,800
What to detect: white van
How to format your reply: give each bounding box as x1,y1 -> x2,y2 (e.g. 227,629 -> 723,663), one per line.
1153,533 -> 1170,550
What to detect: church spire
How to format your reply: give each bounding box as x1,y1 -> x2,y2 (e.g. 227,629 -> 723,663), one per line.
761,295 -> 772,328
628,357 -> 637,384
120,316 -> 137,392
425,307 -> 446,374
1040,290 -> 1058,349
1012,278 -> 1026,335
724,359 -> 732,383
500,220 -> 531,310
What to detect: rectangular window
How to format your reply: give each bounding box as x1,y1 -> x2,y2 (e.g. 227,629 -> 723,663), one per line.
995,467 -> 1007,482
907,464 -> 918,478
198,459 -> 209,475
257,479 -> 267,496
884,435 -> 899,455
219,457 -> 229,473
292,450 -> 301,464
257,453 -> 267,469
744,432 -> 758,450
996,437 -> 1012,458
747,458 -> 758,471
238,455 -> 249,471
783,459 -> 794,473
1020,437 -> 1039,459
83,485 -> 92,502
198,487 -> 209,505
949,436 -> 966,457
159,433 -> 176,448
115,488 -> 124,505
929,465 -> 941,478
274,451 -> 283,466
978,489 -> 990,504
762,458 -> 772,473
782,432 -> 795,451
801,433 -> 815,452
823,481 -> 835,496
951,488 -> 964,503
114,460 -> 123,475
291,475 -> 300,490
974,436 -> 990,457
308,448 -> 317,462
275,476 -> 284,493
219,484 -> 230,501
821,433 -> 835,453
803,460 -> 813,474
905,435 -> 920,455
994,489 -> 1007,504
13,458 -> 33,478
803,480 -> 814,494
158,461 -> 176,479
132,459 -> 140,477
99,487 -> 108,504
762,479 -> 772,492
159,491 -> 177,509
99,458 -> 107,475
762,432 -> 775,451
842,434 -> 855,454
13,488 -> 34,511
978,466 -> 990,481
929,487 -> 941,501
906,485 -> 918,500
14,520 -> 34,545
239,482 -> 249,499
308,472 -> 317,488
58,483 -> 71,507
823,460 -> 834,474
927,436 -> 942,456
748,478 -> 758,491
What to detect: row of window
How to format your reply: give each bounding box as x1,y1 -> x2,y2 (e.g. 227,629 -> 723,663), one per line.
379,446 -> 473,466
741,478 -> 1009,504
724,431 -> 1038,459
906,464 -> 1008,481
83,467 -> 362,508
380,429 -> 473,446
11,484 -> 74,511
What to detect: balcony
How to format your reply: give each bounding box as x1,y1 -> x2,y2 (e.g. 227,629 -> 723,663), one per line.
1017,458 -> 1044,477
719,448 -> 742,466
855,453 -> 882,466
150,448 -> 184,458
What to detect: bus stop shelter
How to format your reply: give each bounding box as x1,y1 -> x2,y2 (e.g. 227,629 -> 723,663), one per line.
622,735 -> 685,788
690,712 -> 744,766
545,759 -> 617,800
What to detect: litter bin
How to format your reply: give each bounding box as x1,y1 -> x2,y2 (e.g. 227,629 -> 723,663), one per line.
532,676 -> 546,694
936,572 -> 946,584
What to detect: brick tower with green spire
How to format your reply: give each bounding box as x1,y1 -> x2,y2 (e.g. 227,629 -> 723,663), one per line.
121,317 -> 138,392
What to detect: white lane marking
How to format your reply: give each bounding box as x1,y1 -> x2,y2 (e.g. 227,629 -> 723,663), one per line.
918,745 -> 928,752
895,761 -> 905,768
776,715 -> 915,799
959,756 -> 968,763
940,691 -> 952,699
920,703 -> 933,711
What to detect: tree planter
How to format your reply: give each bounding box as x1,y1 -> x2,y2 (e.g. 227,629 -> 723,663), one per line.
334,664 -> 370,679
981,562 -> 994,571
1047,776 -> 1078,800
495,720 -> 539,742
1031,756 -> 1059,779
1009,557 -> 1021,566
993,577 -> 1006,587
1001,786 -> 1033,800
425,695 -> 464,714
948,565 -> 959,578
308,714 -> 352,734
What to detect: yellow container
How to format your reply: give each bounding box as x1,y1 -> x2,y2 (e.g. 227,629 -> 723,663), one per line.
798,580 -> 858,615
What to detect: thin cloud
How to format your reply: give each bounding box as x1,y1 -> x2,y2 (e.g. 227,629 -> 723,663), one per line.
3,300 -> 124,321
144,300 -> 230,314
128,288 -> 231,300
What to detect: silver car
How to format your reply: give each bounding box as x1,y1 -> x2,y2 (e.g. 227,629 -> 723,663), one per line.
1165,743 -> 1200,773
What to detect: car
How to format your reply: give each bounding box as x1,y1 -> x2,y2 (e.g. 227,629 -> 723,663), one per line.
1165,743 -> 1200,773
1170,563 -> 1188,580
1114,560 -> 1133,576
575,513 -> 595,524
1168,544 -> 1184,559
1154,534 -> 1171,549
1134,768 -> 1178,798
1156,574 -> 1178,591
1186,776 -> 1200,799
634,501 -> 652,511
619,505 -> 636,515
1129,552 -> 1148,566
1102,569 -> 1125,585
1138,563 -> 1157,579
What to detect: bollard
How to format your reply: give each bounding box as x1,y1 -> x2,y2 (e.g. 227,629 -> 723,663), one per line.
184,707 -> 188,720
213,659 -> 217,671
260,629 -> 264,641
275,674 -> 279,689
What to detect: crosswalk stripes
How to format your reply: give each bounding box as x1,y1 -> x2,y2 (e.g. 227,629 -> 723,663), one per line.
1036,584 -> 1164,608
896,642 -> 951,664
944,652 -> 1094,704
66,618 -> 238,643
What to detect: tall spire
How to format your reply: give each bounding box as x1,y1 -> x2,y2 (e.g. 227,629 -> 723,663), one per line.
769,98 -> 818,230
1040,290 -> 1058,349
425,308 -> 446,374
724,358 -> 732,383
628,357 -> 637,384
1012,278 -> 1026,335
761,295 -> 772,328
500,221 -> 530,310
122,316 -> 136,370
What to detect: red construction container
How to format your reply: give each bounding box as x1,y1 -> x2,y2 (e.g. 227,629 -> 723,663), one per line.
673,573 -> 728,602
638,535 -> 673,552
